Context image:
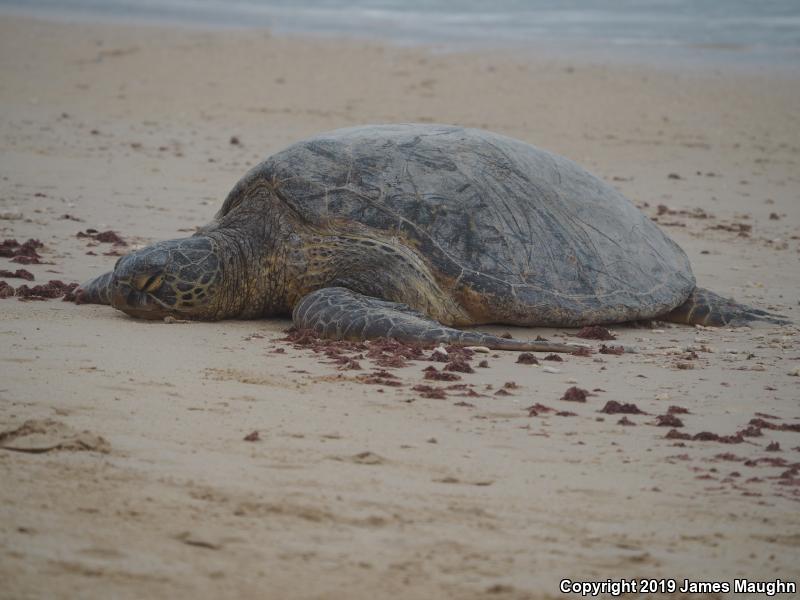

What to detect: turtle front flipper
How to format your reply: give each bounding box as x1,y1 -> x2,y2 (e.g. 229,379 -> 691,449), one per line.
293,287 -> 580,352
664,287 -> 790,326
74,271 -> 113,305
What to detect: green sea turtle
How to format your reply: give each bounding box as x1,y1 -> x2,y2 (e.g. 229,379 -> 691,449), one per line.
75,124 -> 787,350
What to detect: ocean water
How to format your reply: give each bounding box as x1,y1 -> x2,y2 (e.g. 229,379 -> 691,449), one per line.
2,0 -> 800,67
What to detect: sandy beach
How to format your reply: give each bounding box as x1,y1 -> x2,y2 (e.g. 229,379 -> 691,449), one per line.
1,14 -> 799,600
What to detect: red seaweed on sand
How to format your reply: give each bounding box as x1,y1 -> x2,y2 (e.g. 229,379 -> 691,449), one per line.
666,429 -> 744,444
599,344 -> 624,355
599,400 -> 645,414
561,386 -> 589,402
526,403 -> 555,416
655,414 -> 684,428
423,366 -> 461,381
77,229 -> 128,246
444,359 -> 474,374
0,268 -> 34,281
749,418 -> 800,433
412,384 -> 447,399
516,352 -> 539,364
1,238 -> 44,264
575,326 -> 615,340
357,369 -> 403,387
14,280 -> 78,301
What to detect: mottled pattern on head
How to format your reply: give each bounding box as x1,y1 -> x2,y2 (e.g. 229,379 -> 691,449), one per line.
110,237 -> 222,319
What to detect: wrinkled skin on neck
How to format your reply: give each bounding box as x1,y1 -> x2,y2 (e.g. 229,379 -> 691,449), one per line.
76,189 -> 292,320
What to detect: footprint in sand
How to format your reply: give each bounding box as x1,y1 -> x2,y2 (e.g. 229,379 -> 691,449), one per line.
329,451 -> 386,465
0,418 -> 110,454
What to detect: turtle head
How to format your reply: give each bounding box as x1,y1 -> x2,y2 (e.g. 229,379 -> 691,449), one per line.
106,236 -> 225,320
76,184 -> 293,320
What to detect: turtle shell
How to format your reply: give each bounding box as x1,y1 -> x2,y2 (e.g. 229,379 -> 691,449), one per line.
222,124 -> 695,325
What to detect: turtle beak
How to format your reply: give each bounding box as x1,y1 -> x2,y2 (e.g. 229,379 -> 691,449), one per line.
108,251 -> 172,319
74,271 -> 114,305
110,278 -> 168,319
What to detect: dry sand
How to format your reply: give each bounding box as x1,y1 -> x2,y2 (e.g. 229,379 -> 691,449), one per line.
1,14 -> 799,600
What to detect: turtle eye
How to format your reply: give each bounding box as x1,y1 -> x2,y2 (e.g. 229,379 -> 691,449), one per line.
133,272 -> 164,293
143,273 -> 164,293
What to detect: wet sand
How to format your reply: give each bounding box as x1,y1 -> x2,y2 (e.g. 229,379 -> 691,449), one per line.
1,14 -> 799,600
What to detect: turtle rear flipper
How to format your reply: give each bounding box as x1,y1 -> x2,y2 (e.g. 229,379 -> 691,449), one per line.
293,287 -> 580,352
664,287 -> 790,326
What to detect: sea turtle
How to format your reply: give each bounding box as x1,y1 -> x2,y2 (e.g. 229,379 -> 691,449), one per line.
75,124 -> 787,351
